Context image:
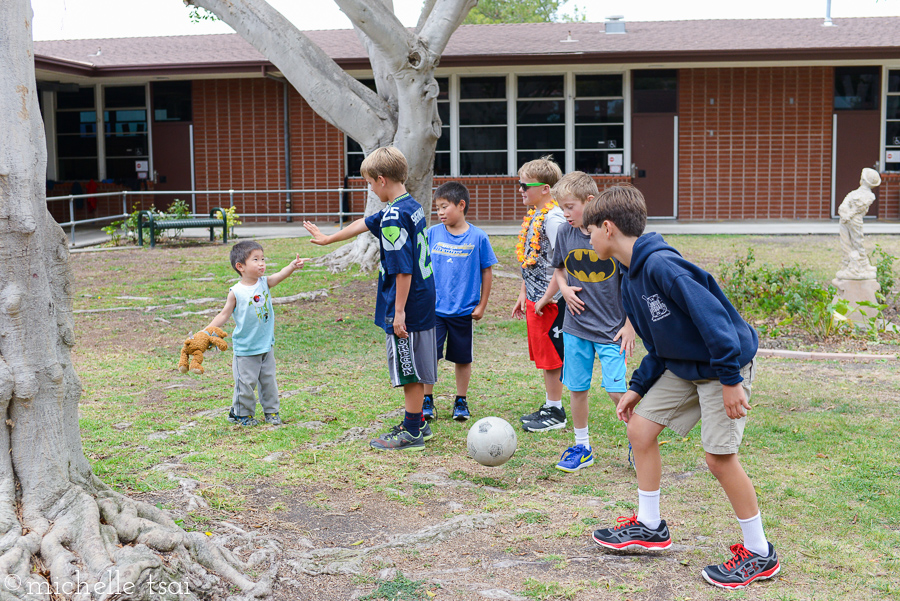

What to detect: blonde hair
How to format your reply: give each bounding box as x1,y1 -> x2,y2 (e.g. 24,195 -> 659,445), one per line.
582,184 -> 647,238
518,155 -> 562,187
551,171 -> 600,204
360,146 -> 408,183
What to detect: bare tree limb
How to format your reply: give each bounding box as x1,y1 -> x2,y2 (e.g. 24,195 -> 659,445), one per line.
416,0 -> 439,32
333,0 -> 413,68
419,0 -> 478,55
189,0 -> 396,149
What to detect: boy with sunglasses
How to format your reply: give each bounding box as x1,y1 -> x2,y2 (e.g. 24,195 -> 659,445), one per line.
511,156 -> 568,432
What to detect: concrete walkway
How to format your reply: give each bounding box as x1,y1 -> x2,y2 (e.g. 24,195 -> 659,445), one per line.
67,218 -> 900,250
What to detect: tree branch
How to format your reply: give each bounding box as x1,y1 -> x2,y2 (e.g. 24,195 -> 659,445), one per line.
189,0 -> 396,149
333,0 -> 413,66
416,0 -> 439,32
419,0 -> 478,55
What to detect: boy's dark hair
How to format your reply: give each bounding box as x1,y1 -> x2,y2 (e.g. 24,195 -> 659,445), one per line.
360,146 -> 408,184
230,240 -> 264,274
582,184 -> 647,238
434,181 -> 471,215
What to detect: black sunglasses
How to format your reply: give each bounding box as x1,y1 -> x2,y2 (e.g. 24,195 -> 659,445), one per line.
518,181 -> 547,191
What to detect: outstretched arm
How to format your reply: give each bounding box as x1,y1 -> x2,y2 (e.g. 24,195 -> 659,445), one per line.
303,217 -> 369,245
267,253 -> 310,288
205,291 -> 236,331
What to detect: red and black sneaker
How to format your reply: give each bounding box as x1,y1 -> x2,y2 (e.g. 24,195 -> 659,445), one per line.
702,542 -> 780,589
592,514 -> 672,550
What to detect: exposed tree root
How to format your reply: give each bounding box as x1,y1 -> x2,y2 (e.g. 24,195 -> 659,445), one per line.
0,476 -> 279,600
316,233 -> 380,273
285,513 -> 496,577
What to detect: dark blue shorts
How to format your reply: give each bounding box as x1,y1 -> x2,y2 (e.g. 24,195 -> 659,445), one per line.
435,314 -> 474,364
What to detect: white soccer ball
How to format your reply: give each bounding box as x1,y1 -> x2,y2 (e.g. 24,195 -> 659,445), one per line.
467,416 -> 517,467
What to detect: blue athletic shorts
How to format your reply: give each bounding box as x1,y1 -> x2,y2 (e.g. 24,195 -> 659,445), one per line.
561,332 -> 627,393
435,314 -> 474,364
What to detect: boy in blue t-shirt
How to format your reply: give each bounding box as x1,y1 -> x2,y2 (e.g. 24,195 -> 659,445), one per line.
424,182 -> 498,421
303,146 -> 437,451
204,240 -> 308,426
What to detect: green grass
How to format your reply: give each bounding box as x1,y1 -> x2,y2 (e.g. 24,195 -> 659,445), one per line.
70,234 -> 900,601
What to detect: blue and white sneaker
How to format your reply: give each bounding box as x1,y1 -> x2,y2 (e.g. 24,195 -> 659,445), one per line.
555,444 -> 594,473
452,397 -> 470,421
422,395 -> 436,421
227,409 -> 259,427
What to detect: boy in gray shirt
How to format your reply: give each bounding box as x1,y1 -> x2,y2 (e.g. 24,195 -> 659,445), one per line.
550,172 -> 634,472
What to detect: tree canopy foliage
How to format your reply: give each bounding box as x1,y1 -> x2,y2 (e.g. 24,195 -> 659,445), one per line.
462,0 -> 585,24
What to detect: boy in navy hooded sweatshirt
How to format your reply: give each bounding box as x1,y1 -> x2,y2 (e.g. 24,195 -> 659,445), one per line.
582,185 -> 779,590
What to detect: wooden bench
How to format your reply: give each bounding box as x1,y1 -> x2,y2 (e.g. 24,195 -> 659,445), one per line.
137,207 -> 229,248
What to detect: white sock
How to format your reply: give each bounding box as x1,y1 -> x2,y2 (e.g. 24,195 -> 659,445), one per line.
574,427 -> 590,450
637,489 -> 661,530
738,513 -> 769,557
545,398 -> 563,410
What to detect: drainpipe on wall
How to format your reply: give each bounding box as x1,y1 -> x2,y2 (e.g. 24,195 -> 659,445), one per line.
265,72 -> 292,222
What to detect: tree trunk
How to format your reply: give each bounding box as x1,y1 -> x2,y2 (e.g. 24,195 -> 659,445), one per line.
0,3 -> 275,598
189,0 -> 476,273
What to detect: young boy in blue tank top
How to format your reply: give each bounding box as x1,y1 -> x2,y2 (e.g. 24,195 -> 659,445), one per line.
424,182 -> 498,421
204,240 -> 308,426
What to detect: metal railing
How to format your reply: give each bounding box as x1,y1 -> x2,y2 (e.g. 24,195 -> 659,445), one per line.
46,187 -> 369,246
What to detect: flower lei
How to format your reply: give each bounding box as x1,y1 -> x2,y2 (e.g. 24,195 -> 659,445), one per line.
516,199 -> 558,267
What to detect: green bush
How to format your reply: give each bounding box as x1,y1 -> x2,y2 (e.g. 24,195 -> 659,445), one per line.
719,248 -> 856,340
871,243 -> 896,302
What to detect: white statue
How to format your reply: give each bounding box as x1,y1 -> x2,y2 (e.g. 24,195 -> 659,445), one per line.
836,168 -> 881,280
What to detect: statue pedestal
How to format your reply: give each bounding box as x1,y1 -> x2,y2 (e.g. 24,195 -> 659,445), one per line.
832,278 -> 881,324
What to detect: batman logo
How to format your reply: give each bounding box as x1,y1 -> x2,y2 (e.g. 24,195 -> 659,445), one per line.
565,248 -> 616,283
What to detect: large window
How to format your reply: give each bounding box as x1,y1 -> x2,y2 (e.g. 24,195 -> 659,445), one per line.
834,66 -> 880,111
104,85 -> 149,179
435,78 -> 450,175
346,78 -> 451,177
516,75 -> 565,168
153,81 -> 192,122
633,69 -> 677,114
56,87 -> 98,180
459,76 -> 508,175
574,74 -> 624,174
342,71 -> 629,177
887,70 -> 900,172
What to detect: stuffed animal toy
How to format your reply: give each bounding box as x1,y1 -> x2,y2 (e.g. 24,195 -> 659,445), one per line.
178,327 -> 228,374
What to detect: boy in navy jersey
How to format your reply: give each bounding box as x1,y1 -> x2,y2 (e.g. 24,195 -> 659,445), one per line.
304,147 -> 437,451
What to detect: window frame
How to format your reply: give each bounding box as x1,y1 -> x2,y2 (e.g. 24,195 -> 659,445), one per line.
343,69 -> 630,178
884,67 -> 900,173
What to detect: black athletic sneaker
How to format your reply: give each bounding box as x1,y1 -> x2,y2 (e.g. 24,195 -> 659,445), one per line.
522,405 -> 567,432
520,402 -> 550,423
592,514 -> 672,550
702,543 -> 780,589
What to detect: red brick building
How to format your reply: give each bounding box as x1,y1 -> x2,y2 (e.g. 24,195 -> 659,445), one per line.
33,17 -> 900,222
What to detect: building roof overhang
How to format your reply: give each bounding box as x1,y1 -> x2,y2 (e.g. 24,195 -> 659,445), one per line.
33,18 -> 900,81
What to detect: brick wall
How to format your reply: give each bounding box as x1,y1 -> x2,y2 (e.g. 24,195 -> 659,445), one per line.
879,173 -> 900,220
344,176 -> 632,222
193,78 -> 286,220
193,78 -> 350,223
678,67 -> 833,219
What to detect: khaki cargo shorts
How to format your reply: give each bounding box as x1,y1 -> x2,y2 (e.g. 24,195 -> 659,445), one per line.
633,359 -> 756,455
